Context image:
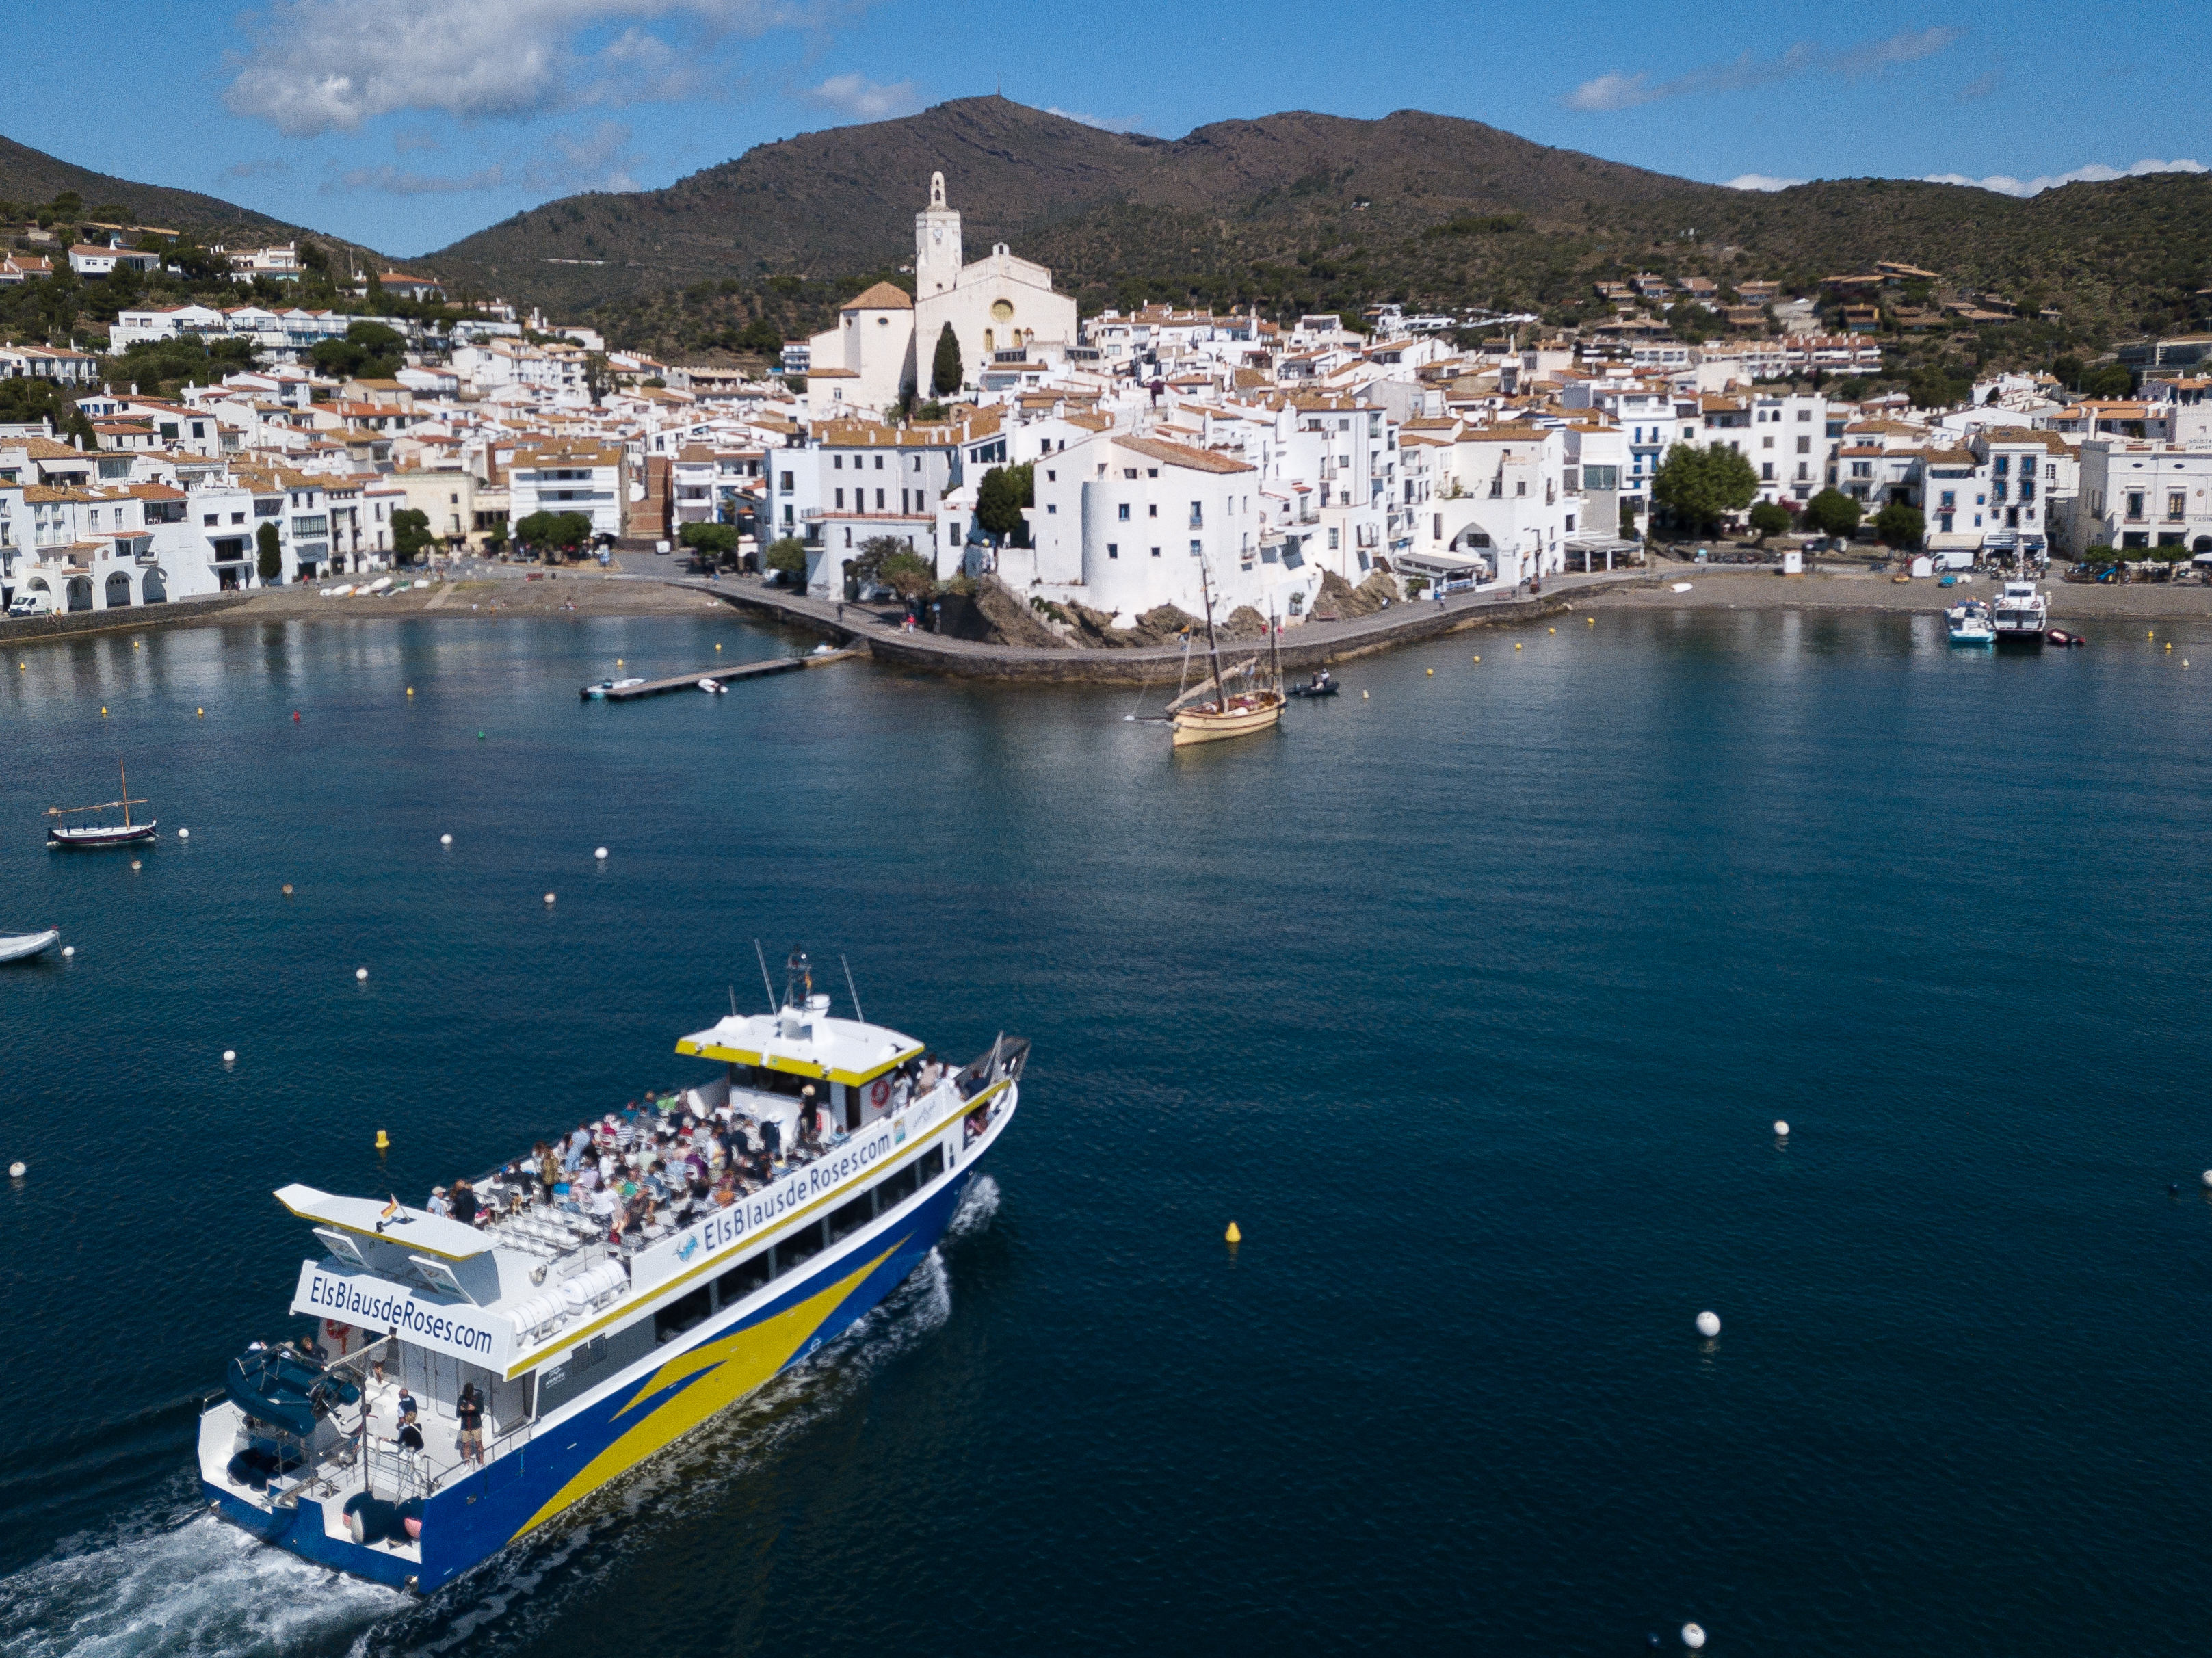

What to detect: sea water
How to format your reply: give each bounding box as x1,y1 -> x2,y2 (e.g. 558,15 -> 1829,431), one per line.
4,607 -> 2212,1656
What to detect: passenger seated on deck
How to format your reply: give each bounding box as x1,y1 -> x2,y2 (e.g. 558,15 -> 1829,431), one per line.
425,1186 -> 451,1218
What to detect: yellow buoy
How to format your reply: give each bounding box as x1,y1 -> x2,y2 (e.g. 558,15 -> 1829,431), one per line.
1427,668 -> 1434,676
281,884 -> 293,895
197,707 -> 204,716
406,686 -> 414,696
715,642 -> 722,651
1514,643 -> 1522,650
1588,617 -> 1595,627
1362,689 -> 1369,699
1224,1221 -> 1242,1244
1472,655 -> 1480,662
2167,642 -> 2173,653
101,706 -> 107,715
375,1129 -> 390,1152
1549,627 -> 1555,634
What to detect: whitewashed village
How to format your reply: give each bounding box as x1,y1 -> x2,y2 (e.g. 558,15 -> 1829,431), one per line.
5,174 -> 2212,634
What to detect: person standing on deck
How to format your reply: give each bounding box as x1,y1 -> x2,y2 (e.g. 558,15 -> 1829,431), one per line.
456,1384 -> 486,1468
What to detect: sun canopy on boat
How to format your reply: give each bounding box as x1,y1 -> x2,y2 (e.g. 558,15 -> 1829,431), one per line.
276,1184 -> 491,1261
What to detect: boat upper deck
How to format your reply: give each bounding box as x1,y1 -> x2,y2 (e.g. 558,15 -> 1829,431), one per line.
280,1005 -> 1023,1380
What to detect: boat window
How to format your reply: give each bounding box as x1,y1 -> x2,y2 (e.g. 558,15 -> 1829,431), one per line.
715,1250 -> 771,1308
826,1193 -> 872,1244
876,1159 -> 921,1209
775,1218 -> 826,1274
730,1064 -> 815,1100
917,1144 -> 944,1183
654,1285 -> 711,1344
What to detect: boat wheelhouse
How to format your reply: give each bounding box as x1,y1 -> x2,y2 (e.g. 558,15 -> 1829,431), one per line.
198,959 -> 1025,1592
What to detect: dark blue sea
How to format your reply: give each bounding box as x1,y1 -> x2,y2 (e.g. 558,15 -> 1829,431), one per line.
5,604 -> 2212,1657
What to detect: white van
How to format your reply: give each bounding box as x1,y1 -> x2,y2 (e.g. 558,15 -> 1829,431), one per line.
7,591 -> 54,618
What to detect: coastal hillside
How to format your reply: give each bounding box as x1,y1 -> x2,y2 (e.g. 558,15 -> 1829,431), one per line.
0,133 -> 306,244
428,96 -> 2212,354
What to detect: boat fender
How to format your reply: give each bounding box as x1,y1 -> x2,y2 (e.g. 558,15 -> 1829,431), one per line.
325,1319 -> 350,1354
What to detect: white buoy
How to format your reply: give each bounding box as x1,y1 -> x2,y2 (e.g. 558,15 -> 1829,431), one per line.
177,828 -> 189,839
8,1162 -> 24,1179
1696,1311 -> 1721,1338
222,1049 -> 237,1063
544,892 -> 557,905
61,945 -> 73,958
594,846 -> 608,860
356,967 -> 369,982
440,832 -> 453,846
1774,1120 -> 1789,1137
1682,1624 -> 1706,1650
2201,1170 -> 2212,1191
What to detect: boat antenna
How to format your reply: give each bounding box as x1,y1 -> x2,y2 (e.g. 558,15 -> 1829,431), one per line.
728,983 -> 738,1018
841,953 -> 864,1025
752,938 -> 777,1012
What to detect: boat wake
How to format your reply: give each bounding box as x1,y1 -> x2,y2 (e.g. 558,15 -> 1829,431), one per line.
0,1501 -> 402,1658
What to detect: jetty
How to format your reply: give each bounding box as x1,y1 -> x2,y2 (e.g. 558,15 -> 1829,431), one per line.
581,648 -> 860,700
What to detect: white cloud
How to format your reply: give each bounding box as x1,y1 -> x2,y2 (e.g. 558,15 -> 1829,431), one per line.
326,120 -> 644,194
220,157 -> 292,181
1046,106 -> 1142,134
1566,25 -> 1960,111
225,0 -> 802,135
1921,156 -> 2207,196
1722,174 -> 1807,192
798,73 -> 920,121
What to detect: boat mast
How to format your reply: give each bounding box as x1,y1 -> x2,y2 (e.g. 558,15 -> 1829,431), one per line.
1199,567 -> 1222,711
119,759 -> 129,828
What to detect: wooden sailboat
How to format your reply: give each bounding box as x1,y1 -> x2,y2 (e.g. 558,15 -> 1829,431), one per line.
1169,572 -> 1285,746
47,759 -> 157,850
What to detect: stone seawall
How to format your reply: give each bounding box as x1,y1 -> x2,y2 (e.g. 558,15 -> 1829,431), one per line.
679,574 -> 1658,683
0,594 -> 254,646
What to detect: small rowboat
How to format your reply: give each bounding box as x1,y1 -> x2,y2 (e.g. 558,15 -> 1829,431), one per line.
0,928 -> 60,962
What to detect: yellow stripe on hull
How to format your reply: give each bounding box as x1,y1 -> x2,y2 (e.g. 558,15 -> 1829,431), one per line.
509,1237 -> 903,1541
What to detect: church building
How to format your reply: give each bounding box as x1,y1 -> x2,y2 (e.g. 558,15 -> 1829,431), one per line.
804,173 -> 1078,417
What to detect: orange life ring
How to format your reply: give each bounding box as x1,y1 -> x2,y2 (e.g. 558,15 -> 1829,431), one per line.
870,1079 -> 890,1107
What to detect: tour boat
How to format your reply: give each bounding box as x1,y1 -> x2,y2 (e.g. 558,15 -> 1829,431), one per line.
197,951 -> 1025,1594
47,761 -> 156,850
1168,572 -> 1284,746
0,927 -> 60,962
1992,579 -> 2050,645
1946,600 -> 1996,647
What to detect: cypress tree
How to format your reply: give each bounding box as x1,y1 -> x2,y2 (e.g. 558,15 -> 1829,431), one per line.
255,521 -> 282,584
931,322 -> 962,396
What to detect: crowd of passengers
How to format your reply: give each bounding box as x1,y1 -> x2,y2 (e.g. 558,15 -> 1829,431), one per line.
422,1055 -> 961,1250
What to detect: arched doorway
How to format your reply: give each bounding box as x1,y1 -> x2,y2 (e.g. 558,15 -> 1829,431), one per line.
2195,536 -> 2212,555
105,571 -> 133,608
66,576 -> 92,613
142,567 -> 168,603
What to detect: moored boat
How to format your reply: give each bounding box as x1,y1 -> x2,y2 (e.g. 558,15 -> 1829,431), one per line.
0,927 -> 60,962
47,761 -> 155,850
1168,570 -> 1284,746
1946,599 -> 1995,647
196,951 -> 1025,1593
1992,579 -> 2050,645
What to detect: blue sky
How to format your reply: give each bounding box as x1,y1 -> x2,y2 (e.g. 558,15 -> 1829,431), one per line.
11,0 -> 2204,257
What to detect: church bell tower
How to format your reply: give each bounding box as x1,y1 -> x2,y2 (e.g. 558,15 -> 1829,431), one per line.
914,171 -> 962,297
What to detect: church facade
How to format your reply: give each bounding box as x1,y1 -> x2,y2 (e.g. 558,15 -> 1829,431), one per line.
804,173 -> 1078,417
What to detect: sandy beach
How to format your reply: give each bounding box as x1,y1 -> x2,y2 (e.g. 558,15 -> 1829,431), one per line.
227,570 -> 728,621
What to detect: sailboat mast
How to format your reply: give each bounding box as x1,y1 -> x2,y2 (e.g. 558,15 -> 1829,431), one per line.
119,759 -> 129,828
1200,568 -> 1222,709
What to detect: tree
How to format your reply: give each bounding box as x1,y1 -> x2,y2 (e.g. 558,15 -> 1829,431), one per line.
256,521 -> 282,583
482,520 -> 508,553
391,508 -> 434,565
514,510 -> 594,560
764,536 -> 808,583
975,462 -> 1033,545
878,550 -> 936,601
931,322 -> 962,396
0,376 -> 96,446
1874,502 -> 1924,551
679,521 -> 741,567
1748,501 -> 1793,544
2083,364 -> 2132,399
1802,488 -> 1862,538
1618,497 -> 1640,540
2052,354 -> 2085,391
1650,443 -> 1759,534
734,315 -> 782,356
